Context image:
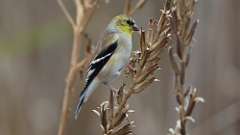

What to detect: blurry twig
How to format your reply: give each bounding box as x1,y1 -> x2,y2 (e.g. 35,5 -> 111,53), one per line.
167,0 -> 204,135
57,0 -> 101,135
57,0 -> 75,27
124,0 -> 148,16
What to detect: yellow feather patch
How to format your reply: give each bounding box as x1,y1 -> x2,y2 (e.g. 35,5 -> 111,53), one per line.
118,25 -> 132,36
113,14 -> 134,37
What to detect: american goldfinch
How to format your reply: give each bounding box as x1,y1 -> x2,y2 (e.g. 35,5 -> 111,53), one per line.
74,15 -> 139,119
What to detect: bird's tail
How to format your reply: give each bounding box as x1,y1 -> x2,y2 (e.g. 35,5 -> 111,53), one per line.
74,78 -> 100,120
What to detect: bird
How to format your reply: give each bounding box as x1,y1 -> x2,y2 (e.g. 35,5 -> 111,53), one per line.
74,14 -> 139,119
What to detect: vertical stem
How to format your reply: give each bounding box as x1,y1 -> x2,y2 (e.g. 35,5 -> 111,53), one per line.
58,29 -> 83,135
57,1 -> 99,135
71,30 -> 83,66
124,0 -> 131,15
57,82 -> 73,135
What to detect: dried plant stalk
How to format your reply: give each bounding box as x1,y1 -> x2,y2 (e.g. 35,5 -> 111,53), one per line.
167,0 -> 204,135
124,0 -> 148,16
57,0 -> 100,135
56,0 -> 204,135
93,2 -> 172,135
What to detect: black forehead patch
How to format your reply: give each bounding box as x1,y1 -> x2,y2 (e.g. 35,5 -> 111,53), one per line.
126,19 -> 134,26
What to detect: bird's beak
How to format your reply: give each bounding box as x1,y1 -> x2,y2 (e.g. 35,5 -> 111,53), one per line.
132,24 -> 140,31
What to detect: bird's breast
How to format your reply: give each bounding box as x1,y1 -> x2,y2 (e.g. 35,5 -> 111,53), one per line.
98,35 -> 132,82
116,35 -> 132,64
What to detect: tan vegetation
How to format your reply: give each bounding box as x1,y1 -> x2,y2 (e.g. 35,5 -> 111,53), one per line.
57,0 -> 203,135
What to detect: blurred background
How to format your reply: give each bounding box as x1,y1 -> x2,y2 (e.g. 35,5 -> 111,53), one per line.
0,0 -> 240,135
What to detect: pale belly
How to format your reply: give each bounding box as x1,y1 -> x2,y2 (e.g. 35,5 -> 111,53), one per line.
98,49 -> 131,83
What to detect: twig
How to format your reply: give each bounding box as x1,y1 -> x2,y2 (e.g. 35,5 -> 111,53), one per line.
124,0 -> 131,15
124,0 -> 147,16
57,0 -> 76,27
129,0 -> 148,16
57,1 -> 100,135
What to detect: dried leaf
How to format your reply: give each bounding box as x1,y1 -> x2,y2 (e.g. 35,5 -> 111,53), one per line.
117,84 -> 126,105
176,92 -> 183,105
184,116 -> 195,123
109,90 -> 114,119
101,104 -> 108,130
169,47 -> 181,74
168,128 -> 175,134
111,123 -> 133,135
136,63 -> 159,84
127,110 -> 135,113
92,109 -> 100,117
185,46 -> 192,67
112,112 -> 127,128
194,97 -> 205,103
186,20 -> 198,45
154,78 -> 160,82
185,98 -> 196,116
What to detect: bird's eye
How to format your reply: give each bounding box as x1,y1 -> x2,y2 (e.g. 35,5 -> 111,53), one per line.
126,20 -> 134,26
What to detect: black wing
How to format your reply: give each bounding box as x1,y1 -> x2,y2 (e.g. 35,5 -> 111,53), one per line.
84,40 -> 118,89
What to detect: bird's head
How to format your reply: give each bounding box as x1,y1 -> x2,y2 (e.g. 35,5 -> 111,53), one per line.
108,15 -> 139,36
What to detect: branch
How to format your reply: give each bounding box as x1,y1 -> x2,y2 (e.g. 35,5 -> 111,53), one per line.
123,0 -> 131,15
57,1 -> 100,135
129,0 -> 148,16
167,0 -> 204,135
124,0 -> 148,16
57,0 -> 76,27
